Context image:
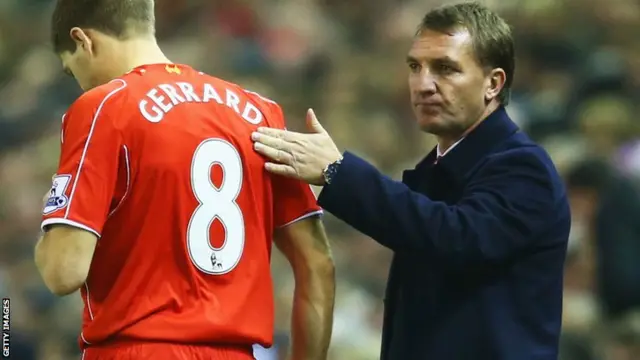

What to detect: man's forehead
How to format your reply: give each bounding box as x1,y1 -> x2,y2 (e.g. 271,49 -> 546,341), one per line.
408,28 -> 473,60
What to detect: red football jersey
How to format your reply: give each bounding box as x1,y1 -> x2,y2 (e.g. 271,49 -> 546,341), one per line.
41,64 -> 322,349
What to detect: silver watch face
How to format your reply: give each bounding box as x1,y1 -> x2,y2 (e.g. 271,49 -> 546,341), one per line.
323,168 -> 332,184
323,164 -> 335,184
323,160 -> 341,184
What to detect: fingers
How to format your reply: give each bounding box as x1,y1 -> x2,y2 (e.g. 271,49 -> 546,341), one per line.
255,127 -> 295,141
251,131 -> 296,151
254,142 -> 293,164
306,108 -> 326,134
251,131 -> 298,164
264,162 -> 298,178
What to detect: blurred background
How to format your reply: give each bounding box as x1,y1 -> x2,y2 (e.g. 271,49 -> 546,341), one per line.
1,0 -> 640,359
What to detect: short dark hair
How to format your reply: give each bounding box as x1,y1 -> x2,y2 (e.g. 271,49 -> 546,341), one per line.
51,0 -> 155,53
419,2 -> 515,105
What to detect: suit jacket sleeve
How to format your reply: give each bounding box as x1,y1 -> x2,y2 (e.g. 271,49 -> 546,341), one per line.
317,151 -> 564,264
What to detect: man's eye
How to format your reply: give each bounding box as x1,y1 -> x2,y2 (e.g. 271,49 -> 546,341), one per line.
409,63 -> 420,72
438,64 -> 456,73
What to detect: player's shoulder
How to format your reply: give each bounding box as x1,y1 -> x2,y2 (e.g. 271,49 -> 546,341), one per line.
210,75 -> 279,107
68,79 -> 129,115
202,74 -> 285,126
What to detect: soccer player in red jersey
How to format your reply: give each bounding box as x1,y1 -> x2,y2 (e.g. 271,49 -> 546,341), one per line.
33,1 -> 336,359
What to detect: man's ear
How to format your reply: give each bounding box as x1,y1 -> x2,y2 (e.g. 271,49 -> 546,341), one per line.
69,27 -> 93,54
484,68 -> 506,102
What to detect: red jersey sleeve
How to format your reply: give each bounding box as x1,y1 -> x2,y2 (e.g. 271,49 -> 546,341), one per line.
41,80 -> 128,237
269,104 -> 323,228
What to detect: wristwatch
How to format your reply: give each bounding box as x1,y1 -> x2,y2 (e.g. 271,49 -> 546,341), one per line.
322,158 -> 342,185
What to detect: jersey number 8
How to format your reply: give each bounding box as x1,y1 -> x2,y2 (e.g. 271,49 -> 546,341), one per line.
187,138 -> 245,275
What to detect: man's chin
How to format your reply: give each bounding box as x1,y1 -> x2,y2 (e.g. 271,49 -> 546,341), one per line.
416,115 -> 445,134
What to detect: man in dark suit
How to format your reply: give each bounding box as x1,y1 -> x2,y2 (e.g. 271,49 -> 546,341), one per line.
251,2 -> 570,359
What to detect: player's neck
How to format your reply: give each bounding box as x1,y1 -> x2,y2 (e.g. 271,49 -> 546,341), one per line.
115,38 -> 172,75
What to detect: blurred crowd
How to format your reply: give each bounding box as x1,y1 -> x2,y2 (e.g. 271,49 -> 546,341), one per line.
1,0 -> 640,359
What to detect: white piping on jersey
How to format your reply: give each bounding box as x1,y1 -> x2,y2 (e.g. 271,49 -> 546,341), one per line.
40,218 -> 100,238
278,209 -> 324,229
65,79 -> 128,220
80,332 -> 92,345
244,90 -> 276,104
81,281 -> 94,345
84,282 -> 94,320
60,113 -> 66,144
108,144 -> 131,218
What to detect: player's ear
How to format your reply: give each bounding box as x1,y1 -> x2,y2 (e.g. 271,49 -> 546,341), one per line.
69,27 -> 93,55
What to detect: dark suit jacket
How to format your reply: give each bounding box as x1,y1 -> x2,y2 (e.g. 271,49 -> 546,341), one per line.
317,107 -> 570,360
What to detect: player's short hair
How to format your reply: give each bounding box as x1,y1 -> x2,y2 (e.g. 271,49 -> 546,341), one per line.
419,2 -> 515,105
51,0 -> 156,53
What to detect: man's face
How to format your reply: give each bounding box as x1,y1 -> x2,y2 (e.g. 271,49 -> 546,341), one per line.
407,28 -> 494,136
59,28 -> 115,91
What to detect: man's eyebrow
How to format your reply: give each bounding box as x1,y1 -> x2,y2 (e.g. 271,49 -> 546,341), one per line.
406,55 -> 459,65
406,55 -> 419,63
433,56 -> 460,66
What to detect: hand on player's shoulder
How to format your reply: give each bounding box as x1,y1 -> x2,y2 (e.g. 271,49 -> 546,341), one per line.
251,109 -> 342,185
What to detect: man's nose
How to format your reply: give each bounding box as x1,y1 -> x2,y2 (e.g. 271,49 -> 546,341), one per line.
414,70 -> 437,94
